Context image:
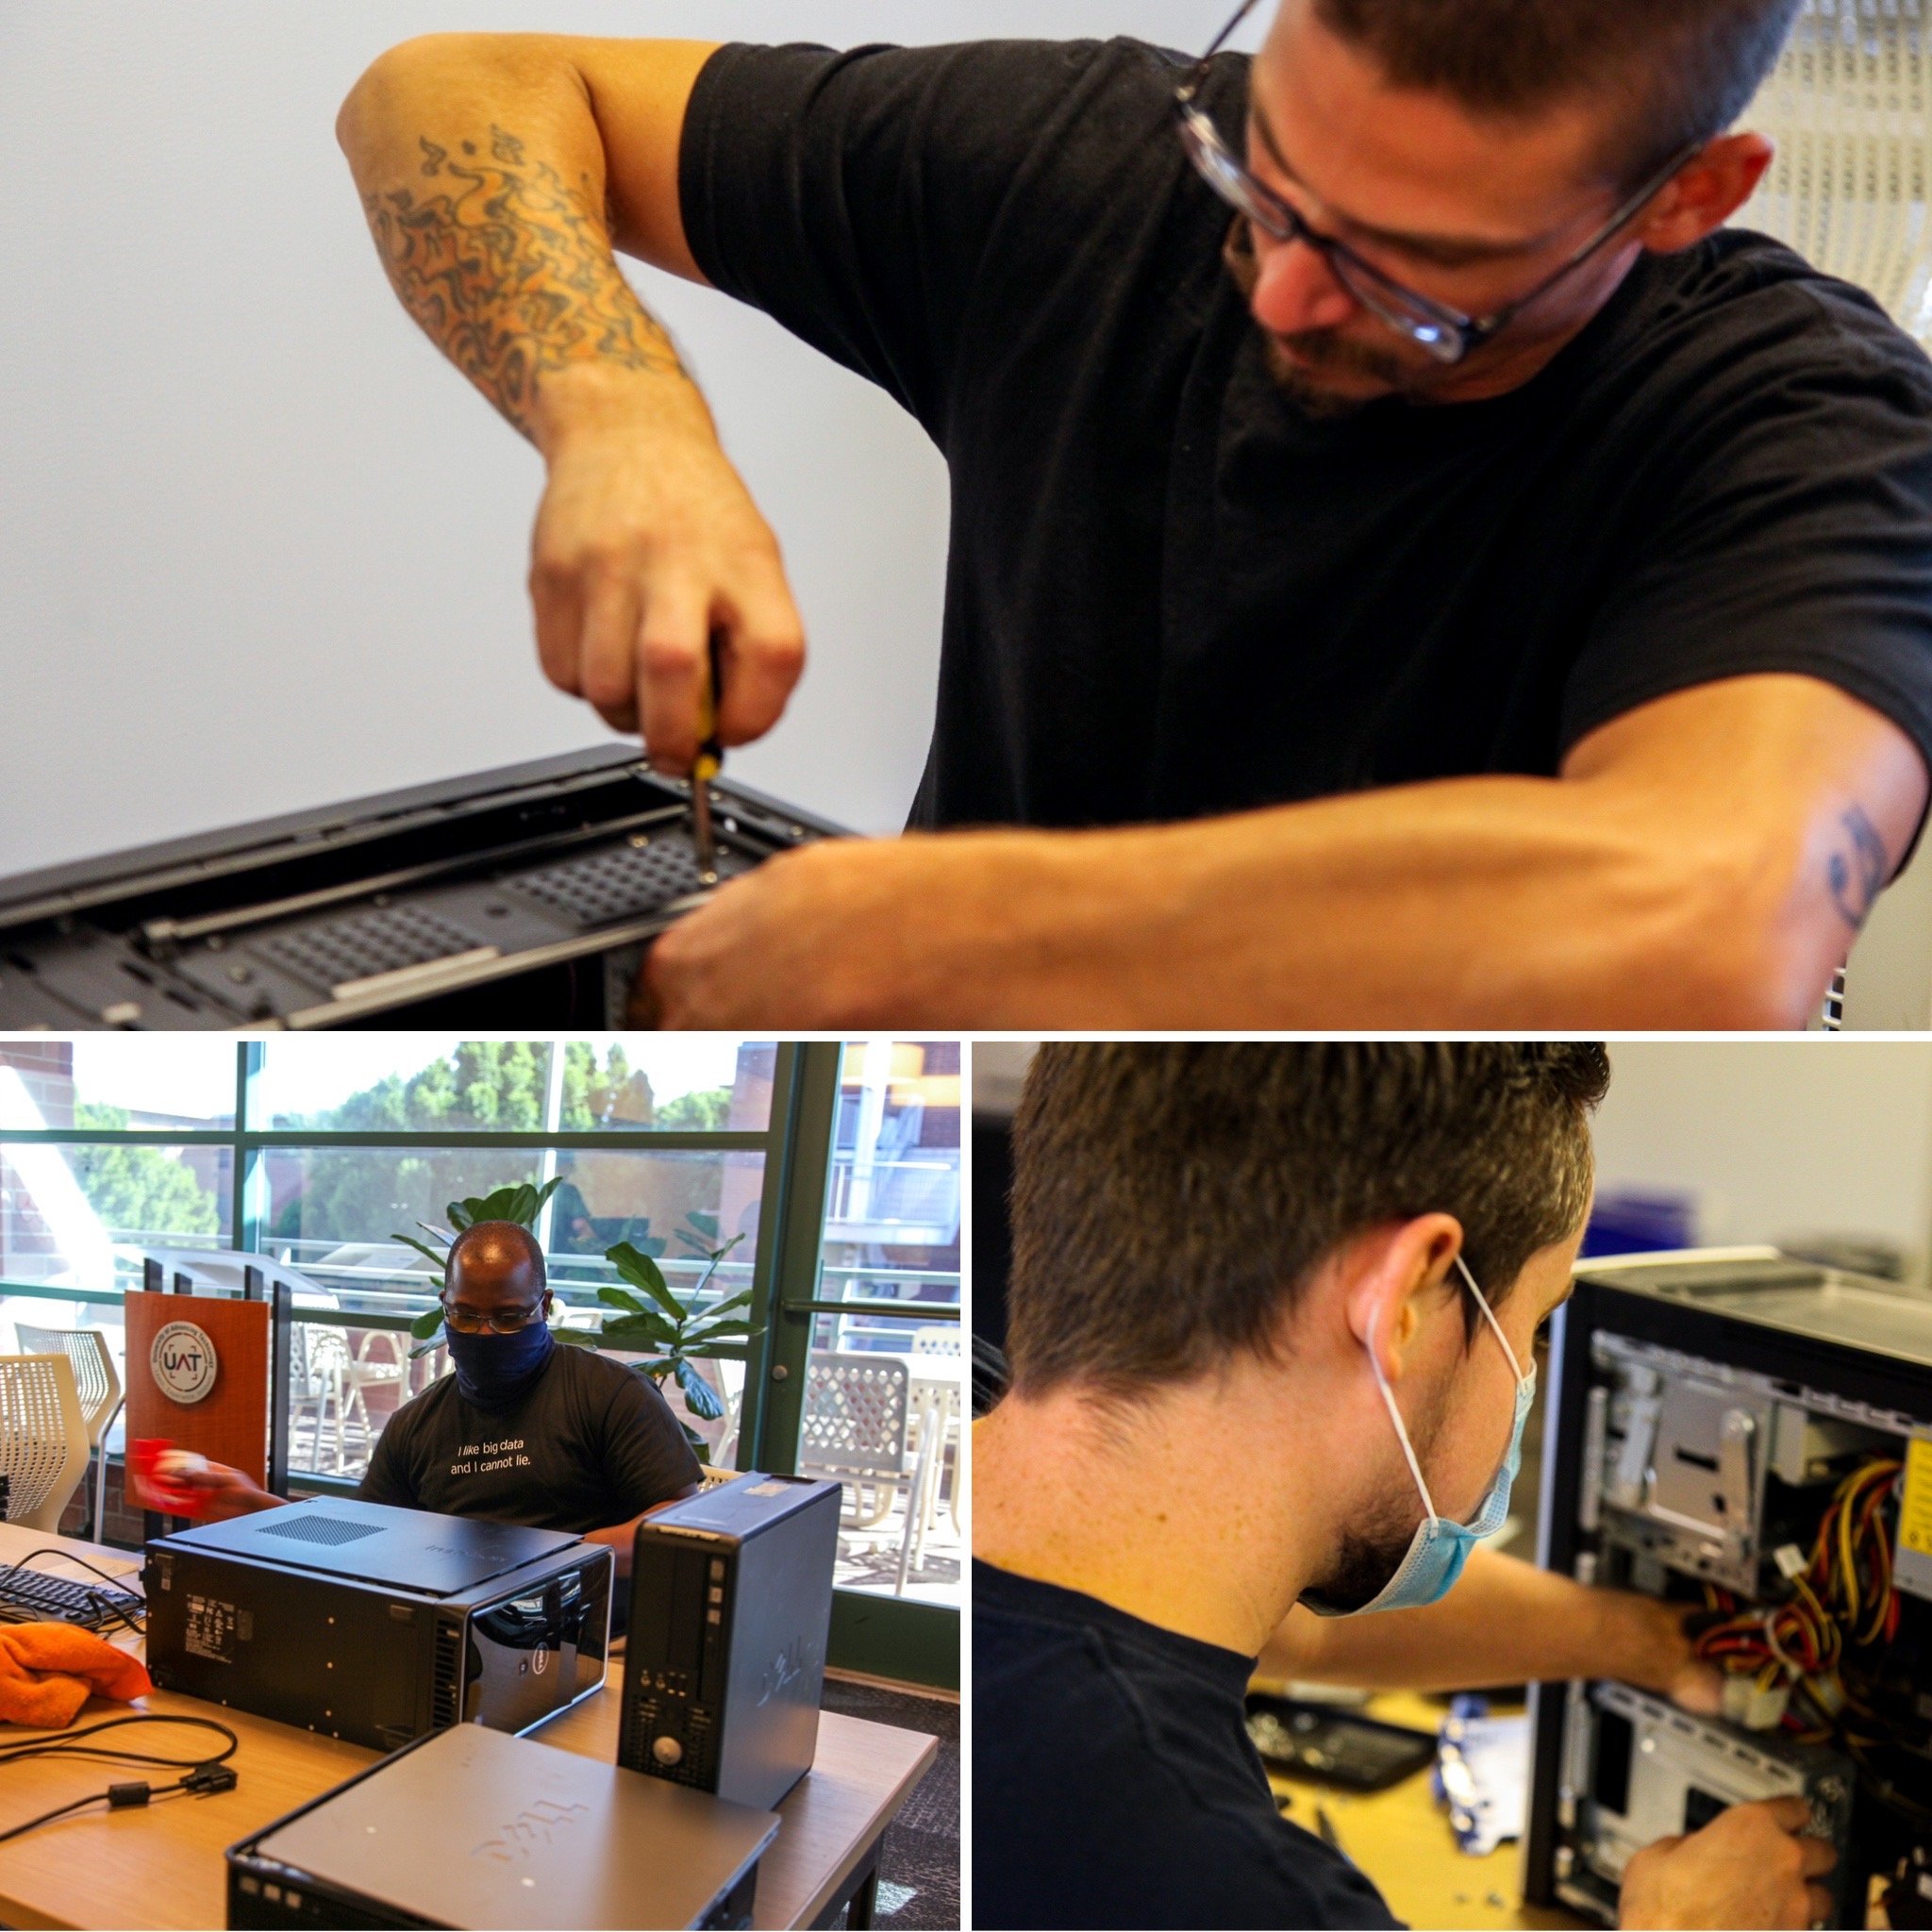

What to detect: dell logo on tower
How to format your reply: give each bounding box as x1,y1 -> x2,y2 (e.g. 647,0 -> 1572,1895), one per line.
151,1321 -> 218,1405
758,1638 -> 818,1707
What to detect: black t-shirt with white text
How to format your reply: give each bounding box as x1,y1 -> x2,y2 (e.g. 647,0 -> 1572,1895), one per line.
680,38 -> 1932,831
358,1343 -> 699,1533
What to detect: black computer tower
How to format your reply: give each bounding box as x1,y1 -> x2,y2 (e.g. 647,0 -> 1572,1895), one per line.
145,1498 -> 612,1749
1523,1253 -> 1932,1928
620,1474 -> 841,1811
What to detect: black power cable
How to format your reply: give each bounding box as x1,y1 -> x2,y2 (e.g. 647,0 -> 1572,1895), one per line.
0,1714 -> 239,1843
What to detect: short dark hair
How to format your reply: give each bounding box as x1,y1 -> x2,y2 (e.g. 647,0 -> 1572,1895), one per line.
1312,0 -> 1804,184
446,1220 -> 546,1293
1006,1042 -> 1609,1398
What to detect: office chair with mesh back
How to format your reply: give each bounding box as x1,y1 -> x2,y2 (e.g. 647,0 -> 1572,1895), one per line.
1740,0 -> 1932,344
13,1325 -> 122,1541
0,1355 -> 93,1535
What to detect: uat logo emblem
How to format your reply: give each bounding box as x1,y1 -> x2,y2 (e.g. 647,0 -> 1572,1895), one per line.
151,1321 -> 218,1405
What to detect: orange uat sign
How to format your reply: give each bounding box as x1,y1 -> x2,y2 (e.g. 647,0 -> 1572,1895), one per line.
123,1291 -> 270,1488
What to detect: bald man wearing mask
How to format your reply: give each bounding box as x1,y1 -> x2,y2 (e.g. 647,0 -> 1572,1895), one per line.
174,1221 -> 701,1575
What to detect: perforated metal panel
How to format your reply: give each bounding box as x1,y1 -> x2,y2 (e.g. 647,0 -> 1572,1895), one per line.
508,835 -> 746,929
256,1514 -> 382,1548
255,905 -> 485,991
1739,0 -> 1932,341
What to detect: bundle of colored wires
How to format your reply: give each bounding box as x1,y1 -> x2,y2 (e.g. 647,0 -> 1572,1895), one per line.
1690,1457 -> 1903,1746
1808,1458 -> 1902,1649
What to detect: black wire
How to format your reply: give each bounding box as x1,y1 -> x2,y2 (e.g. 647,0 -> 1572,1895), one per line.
0,1774 -> 209,1846
0,1791 -> 108,1845
0,1716 -> 240,1846
10,1550 -> 143,1597
0,1552 -> 147,1635
0,1713 -> 238,1772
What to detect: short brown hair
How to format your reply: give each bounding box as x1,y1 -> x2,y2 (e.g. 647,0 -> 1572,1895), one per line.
1313,0 -> 1804,183
1006,1042 -> 1608,1398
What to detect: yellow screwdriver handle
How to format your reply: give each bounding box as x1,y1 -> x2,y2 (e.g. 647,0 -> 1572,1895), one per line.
693,635 -> 723,784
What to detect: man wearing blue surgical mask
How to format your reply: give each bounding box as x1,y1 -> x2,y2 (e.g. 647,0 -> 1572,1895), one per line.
974,1043 -> 1837,1930
175,1222 -> 700,1576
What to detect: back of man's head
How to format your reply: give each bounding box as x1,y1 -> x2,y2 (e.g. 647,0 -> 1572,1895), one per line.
1307,0 -> 1804,185
446,1220 -> 547,1297
1006,1042 -> 1608,1399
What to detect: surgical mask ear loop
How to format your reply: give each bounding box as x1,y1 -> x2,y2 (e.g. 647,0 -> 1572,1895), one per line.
1367,1252 -> 1526,1523
1366,1303 -> 1440,1522
1453,1253 -> 1527,1386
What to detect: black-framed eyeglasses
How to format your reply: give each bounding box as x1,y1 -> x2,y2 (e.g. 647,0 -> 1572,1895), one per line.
1174,0 -> 1701,365
440,1292 -> 550,1335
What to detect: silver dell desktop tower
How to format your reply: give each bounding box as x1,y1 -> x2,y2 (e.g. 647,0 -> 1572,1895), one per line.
620,1474 -> 841,1810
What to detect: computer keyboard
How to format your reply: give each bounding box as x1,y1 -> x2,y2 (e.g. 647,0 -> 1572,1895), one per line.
0,1563 -> 144,1631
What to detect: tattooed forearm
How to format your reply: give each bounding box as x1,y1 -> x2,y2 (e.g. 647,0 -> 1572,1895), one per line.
1826,804 -> 1889,932
360,125 -> 686,437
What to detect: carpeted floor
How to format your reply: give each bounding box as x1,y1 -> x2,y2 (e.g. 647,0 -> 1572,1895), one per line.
821,1676 -> 960,1929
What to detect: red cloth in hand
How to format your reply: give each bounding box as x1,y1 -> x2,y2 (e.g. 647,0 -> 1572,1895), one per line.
0,1623 -> 152,1728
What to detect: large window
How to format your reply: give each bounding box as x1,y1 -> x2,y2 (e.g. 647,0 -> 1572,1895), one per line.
0,1039 -> 786,1478
252,1037 -> 774,1133
767,1042 -> 962,1641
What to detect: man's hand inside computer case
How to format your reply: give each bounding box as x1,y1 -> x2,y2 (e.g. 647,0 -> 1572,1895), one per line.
1618,1795 -> 1839,1930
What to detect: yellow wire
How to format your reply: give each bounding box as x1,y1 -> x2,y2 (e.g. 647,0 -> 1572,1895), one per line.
1839,1475 -> 1860,1624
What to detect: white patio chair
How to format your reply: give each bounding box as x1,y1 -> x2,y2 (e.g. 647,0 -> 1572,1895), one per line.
798,1353 -> 925,1593
340,1329 -> 409,1471
1739,0 -> 1932,343
0,1355 -> 92,1534
13,1324 -> 123,1541
906,1327 -> 964,1555
290,1326 -> 352,1474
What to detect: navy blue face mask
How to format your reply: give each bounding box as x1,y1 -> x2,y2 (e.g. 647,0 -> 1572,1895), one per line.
444,1318 -> 555,1408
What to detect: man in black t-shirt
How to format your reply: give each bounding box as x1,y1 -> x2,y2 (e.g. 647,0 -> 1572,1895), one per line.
338,1 -> 1932,1026
175,1223 -> 700,1571
973,1045 -> 1837,1931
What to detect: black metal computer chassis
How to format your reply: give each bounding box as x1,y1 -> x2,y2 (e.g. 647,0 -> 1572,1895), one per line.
1522,1268 -> 1932,1922
0,748 -> 841,1029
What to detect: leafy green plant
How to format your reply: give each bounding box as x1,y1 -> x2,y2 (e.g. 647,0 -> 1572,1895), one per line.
557,1210 -> 759,1464
397,1177 -> 565,1360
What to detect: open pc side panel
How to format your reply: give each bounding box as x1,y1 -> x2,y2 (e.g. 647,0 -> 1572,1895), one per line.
0,748 -> 838,1029
1523,1256 -> 1932,1930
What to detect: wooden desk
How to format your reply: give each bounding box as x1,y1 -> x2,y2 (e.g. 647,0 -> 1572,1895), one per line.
1259,1690 -> 1585,1932
0,1524 -> 937,1931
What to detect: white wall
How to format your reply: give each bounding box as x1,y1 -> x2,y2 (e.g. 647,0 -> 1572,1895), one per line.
0,0 -> 1238,874
1591,1040 -> 1932,1279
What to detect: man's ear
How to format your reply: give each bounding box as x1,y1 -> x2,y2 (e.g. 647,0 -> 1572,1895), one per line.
1340,1214 -> 1465,1383
1635,131 -> 1774,254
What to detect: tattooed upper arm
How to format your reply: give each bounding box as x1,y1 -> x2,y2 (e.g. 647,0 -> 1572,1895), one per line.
1826,804 -> 1890,935
361,125 -> 687,436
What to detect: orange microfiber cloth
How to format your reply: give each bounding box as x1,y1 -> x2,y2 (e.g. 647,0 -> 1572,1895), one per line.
0,1623 -> 153,1729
